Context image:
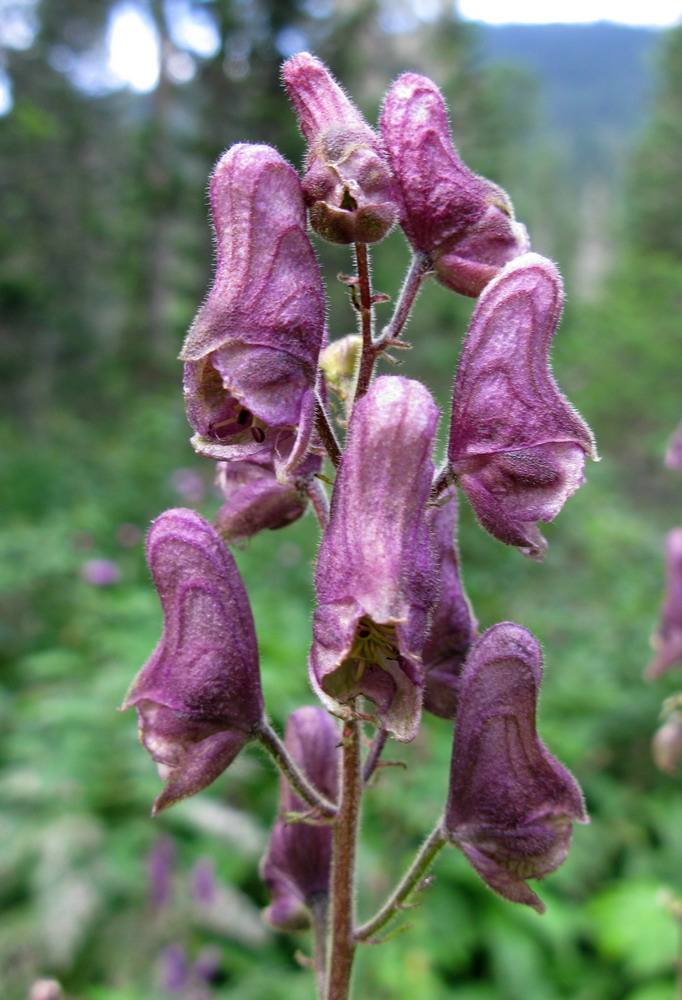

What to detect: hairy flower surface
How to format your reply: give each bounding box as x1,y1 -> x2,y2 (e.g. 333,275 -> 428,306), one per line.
310,376 -> 439,741
422,488 -> 478,719
380,73 -> 529,296
448,253 -> 597,559
260,707 -> 338,930
445,622 -> 587,912
180,143 -> 325,478
647,528 -> 682,679
283,52 -> 397,244
214,450 -> 320,545
122,509 -> 263,814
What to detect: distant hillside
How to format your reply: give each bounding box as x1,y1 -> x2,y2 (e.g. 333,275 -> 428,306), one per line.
474,22 -> 663,180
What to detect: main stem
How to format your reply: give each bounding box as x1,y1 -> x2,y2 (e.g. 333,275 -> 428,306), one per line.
326,717 -> 362,1000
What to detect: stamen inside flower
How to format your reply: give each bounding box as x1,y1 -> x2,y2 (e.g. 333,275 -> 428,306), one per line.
348,617 -> 400,681
208,397 -> 268,444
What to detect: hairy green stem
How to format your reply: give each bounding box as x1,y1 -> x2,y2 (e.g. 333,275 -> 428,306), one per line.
355,821 -> 446,942
258,721 -> 337,818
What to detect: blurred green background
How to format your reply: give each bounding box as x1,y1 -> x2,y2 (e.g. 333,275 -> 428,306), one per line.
2,2 -> 682,998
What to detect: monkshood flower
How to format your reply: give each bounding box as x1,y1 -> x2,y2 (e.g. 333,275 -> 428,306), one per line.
180,144 -> 325,479
282,51 -> 397,244
444,622 -> 587,912
422,488 -> 478,720
122,509 -> 263,814
260,706 -> 338,931
214,450 -> 321,545
380,73 -> 529,297
646,528 -> 682,679
665,422 -> 682,472
448,253 -> 597,560
310,376 -> 439,741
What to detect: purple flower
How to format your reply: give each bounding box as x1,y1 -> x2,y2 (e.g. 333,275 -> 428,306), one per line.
81,558 -> 121,586
445,622 -> 587,912
665,422 -> 682,473
180,144 -> 325,478
646,529 -> 682,679
380,73 -> 529,297
422,488 -> 478,719
260,706 -> 338,931
448,253 -> 597,560
282,52 -> 397,244
146,834 -> 176,910
122,509 -> 263,814
310,376 -> 439,741
214,450 -> 320,545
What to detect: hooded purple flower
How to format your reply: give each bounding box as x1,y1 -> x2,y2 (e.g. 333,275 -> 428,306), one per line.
646,528 -> 682,679
180,144 -> 325,478
260,706 -> 338,931
282,52 -> 397,244
122,508 -> 263,814
448,253 -> 597,560
422,488 -> 478,720
310,376 -> 439,741
445,622 -> 587,913
214,450 -> 321,545
380,73 -> 529,297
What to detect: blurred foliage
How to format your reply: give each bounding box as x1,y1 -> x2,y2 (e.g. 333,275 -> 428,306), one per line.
3,2 -> 682,1000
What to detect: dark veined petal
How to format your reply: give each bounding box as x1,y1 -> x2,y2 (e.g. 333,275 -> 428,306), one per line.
122,509 -> 263,813
310,376 -> 439,741
448,253 -> 597,559
444,622 -> 588,912
180,144 -> 325,477
380,73 -> 528,296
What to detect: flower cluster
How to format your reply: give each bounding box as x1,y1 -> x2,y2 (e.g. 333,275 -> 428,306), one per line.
124,53 -> 594,991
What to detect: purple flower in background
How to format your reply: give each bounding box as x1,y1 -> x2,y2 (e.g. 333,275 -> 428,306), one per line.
646,528 -> 682,679
665,422 -> 682,473
422,488 -> 478,719
260,706 -> 338,931
159,943 -> 189,993
81,558 -> 121,586
282,51 -> 397,244
122,509 -> 263,814
180,144 -> 325,478
214,450 -> 320,545
310,376 -> 439,741
147,834 -> 176,910
448,253 -> 597,560
191,857 -> 217,905
381,73 -> 529,297
444,622 -> 587,912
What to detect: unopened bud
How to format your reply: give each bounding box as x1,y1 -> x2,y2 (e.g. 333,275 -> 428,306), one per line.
283,52 -> 397,244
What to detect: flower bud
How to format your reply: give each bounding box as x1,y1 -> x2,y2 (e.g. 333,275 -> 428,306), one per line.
647,529 -> 682,679
422,488 -> 478,719
448,253 -> 597,560
319,333 -> 362,408
310,376 -> 439,741
260,707 -> 338,931
214,450 -> 320,545
381,73 -> 529,296
653,712 -> 682,774
180,144 -> 325,478
122,509 -> 263,814
282,52 -> 397,244
445,622 -> 588,912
